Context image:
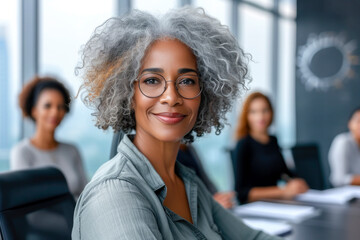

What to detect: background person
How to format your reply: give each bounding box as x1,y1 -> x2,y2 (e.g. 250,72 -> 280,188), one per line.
329,106 -> 360,186
10,76 -> 88,199
233,92 -> 308,204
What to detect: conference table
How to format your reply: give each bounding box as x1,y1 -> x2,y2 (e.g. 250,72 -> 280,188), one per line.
269,198 -> 360,240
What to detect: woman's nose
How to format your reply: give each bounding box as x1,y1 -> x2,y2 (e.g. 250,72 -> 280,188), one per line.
50,106 -> 62,116
159,81 -> 183,106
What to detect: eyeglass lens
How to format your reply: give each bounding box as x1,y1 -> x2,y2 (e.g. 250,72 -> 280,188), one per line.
138,73 -> 201,99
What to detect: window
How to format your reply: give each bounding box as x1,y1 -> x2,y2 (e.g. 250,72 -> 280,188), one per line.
279,0 -> 296,18
39,0 -> 117,176
193,0 -> 231,27
276,17 -> 296,147
132,0 -> 178,14
0,0 -> 21,171
248,0 -> 274,9
239,3 -> 273,93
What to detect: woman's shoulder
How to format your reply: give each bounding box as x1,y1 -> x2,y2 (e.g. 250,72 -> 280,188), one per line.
86,152 -> 148,194
57,141 -> 79,152
77,153 -> 156,211
235,135 -> 252,146
10,139 -> 37,166
269,135 -> 279,145
333,132 -> 352,142
330,132 -> 353,148
269,135 -> 278,141
11,138 -> 32,154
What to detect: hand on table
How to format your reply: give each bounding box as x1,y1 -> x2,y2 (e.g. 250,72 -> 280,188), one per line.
213,191 -> 236,209
282,178 -> 309,200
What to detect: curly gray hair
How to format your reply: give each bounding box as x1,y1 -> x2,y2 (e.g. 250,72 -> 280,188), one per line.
76,7 -> 250,142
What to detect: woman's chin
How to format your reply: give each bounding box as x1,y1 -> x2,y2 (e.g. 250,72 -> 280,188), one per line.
151,128 -> 192,143
155,134 -> 184,143
44,124 -> 59,132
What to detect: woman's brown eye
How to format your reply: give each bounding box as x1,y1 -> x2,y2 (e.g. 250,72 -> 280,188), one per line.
44,103 -> 51,109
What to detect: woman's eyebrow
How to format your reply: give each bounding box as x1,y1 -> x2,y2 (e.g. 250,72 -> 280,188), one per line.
140,68 -> 198,75
178,68 -> 198,74
140,68 -> 164,74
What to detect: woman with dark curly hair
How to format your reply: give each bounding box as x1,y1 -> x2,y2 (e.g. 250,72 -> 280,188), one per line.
72,7 -> 280,240
10,76 -> 88,199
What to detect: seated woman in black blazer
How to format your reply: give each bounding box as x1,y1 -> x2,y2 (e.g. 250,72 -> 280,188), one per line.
233,92 -> 308,204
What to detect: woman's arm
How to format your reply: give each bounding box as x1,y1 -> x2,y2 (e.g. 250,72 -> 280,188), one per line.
350,176 -> 360,185
247,186 -> 284,202
248,179 -> 308,202
72,179 -> 163,240
329,135 -> 354,186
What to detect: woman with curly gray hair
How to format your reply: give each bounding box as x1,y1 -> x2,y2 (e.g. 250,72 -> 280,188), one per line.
72,7 -> 280,240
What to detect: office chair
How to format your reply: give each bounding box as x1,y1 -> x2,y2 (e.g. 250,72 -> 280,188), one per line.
109,131 -> 125,159
229,148 -> 238,183
291,143 -> 325,190
0,167 -> 76,240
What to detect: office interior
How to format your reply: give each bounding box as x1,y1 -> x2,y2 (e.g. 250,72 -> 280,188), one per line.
0,0 -> 360,239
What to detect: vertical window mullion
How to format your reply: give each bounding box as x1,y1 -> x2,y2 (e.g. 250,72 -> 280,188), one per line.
21,0 -> 39,138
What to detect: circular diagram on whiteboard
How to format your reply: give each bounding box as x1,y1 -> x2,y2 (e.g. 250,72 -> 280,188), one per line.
297,32 -> 358,91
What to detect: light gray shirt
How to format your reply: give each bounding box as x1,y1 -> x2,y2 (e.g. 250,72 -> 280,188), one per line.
72,135 -> 280,240
329,132 -> 360,186
10,139 -> 88,199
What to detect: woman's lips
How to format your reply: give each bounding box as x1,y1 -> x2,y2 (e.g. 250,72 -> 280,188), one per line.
48,118 -> 61,126
153,112 -> 187,124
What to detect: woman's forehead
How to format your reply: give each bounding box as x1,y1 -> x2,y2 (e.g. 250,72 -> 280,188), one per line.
140,39 -> 197,70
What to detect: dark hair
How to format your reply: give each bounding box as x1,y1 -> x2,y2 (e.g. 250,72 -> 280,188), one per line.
19,76 -> 71,121
234,92 -> 273,140
349,106 -> 360,121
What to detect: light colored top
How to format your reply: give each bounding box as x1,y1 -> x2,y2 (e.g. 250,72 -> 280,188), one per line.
10,139 -> 88,199
72,135 -> 280,240
329,132 -> 360,186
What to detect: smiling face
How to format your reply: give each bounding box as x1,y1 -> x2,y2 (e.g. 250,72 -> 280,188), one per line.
349,110 -> 360,143
247,97 -> 272,134
31,89 -> 67,132
133,39 -> 201,143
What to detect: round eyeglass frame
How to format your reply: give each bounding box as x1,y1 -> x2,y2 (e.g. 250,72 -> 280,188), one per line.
136,73 -> 202,99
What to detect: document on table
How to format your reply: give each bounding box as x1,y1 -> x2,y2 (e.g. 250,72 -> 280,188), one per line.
327,185 -> 360,198
242,218 -> 292,236
234,201 -> 318,223
295,186 -> 360,205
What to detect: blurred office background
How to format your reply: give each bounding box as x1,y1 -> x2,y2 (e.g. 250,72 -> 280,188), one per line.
0,0 -> 359,191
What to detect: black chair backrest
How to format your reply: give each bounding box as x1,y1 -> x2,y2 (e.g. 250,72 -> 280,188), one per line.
0,167 -> 75,240
229,148 -> 238,182
110,131 -> 125,159
291,143 -> 325,190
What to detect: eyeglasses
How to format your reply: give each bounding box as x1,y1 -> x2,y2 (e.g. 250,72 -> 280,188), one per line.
136,73 -> 202,99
